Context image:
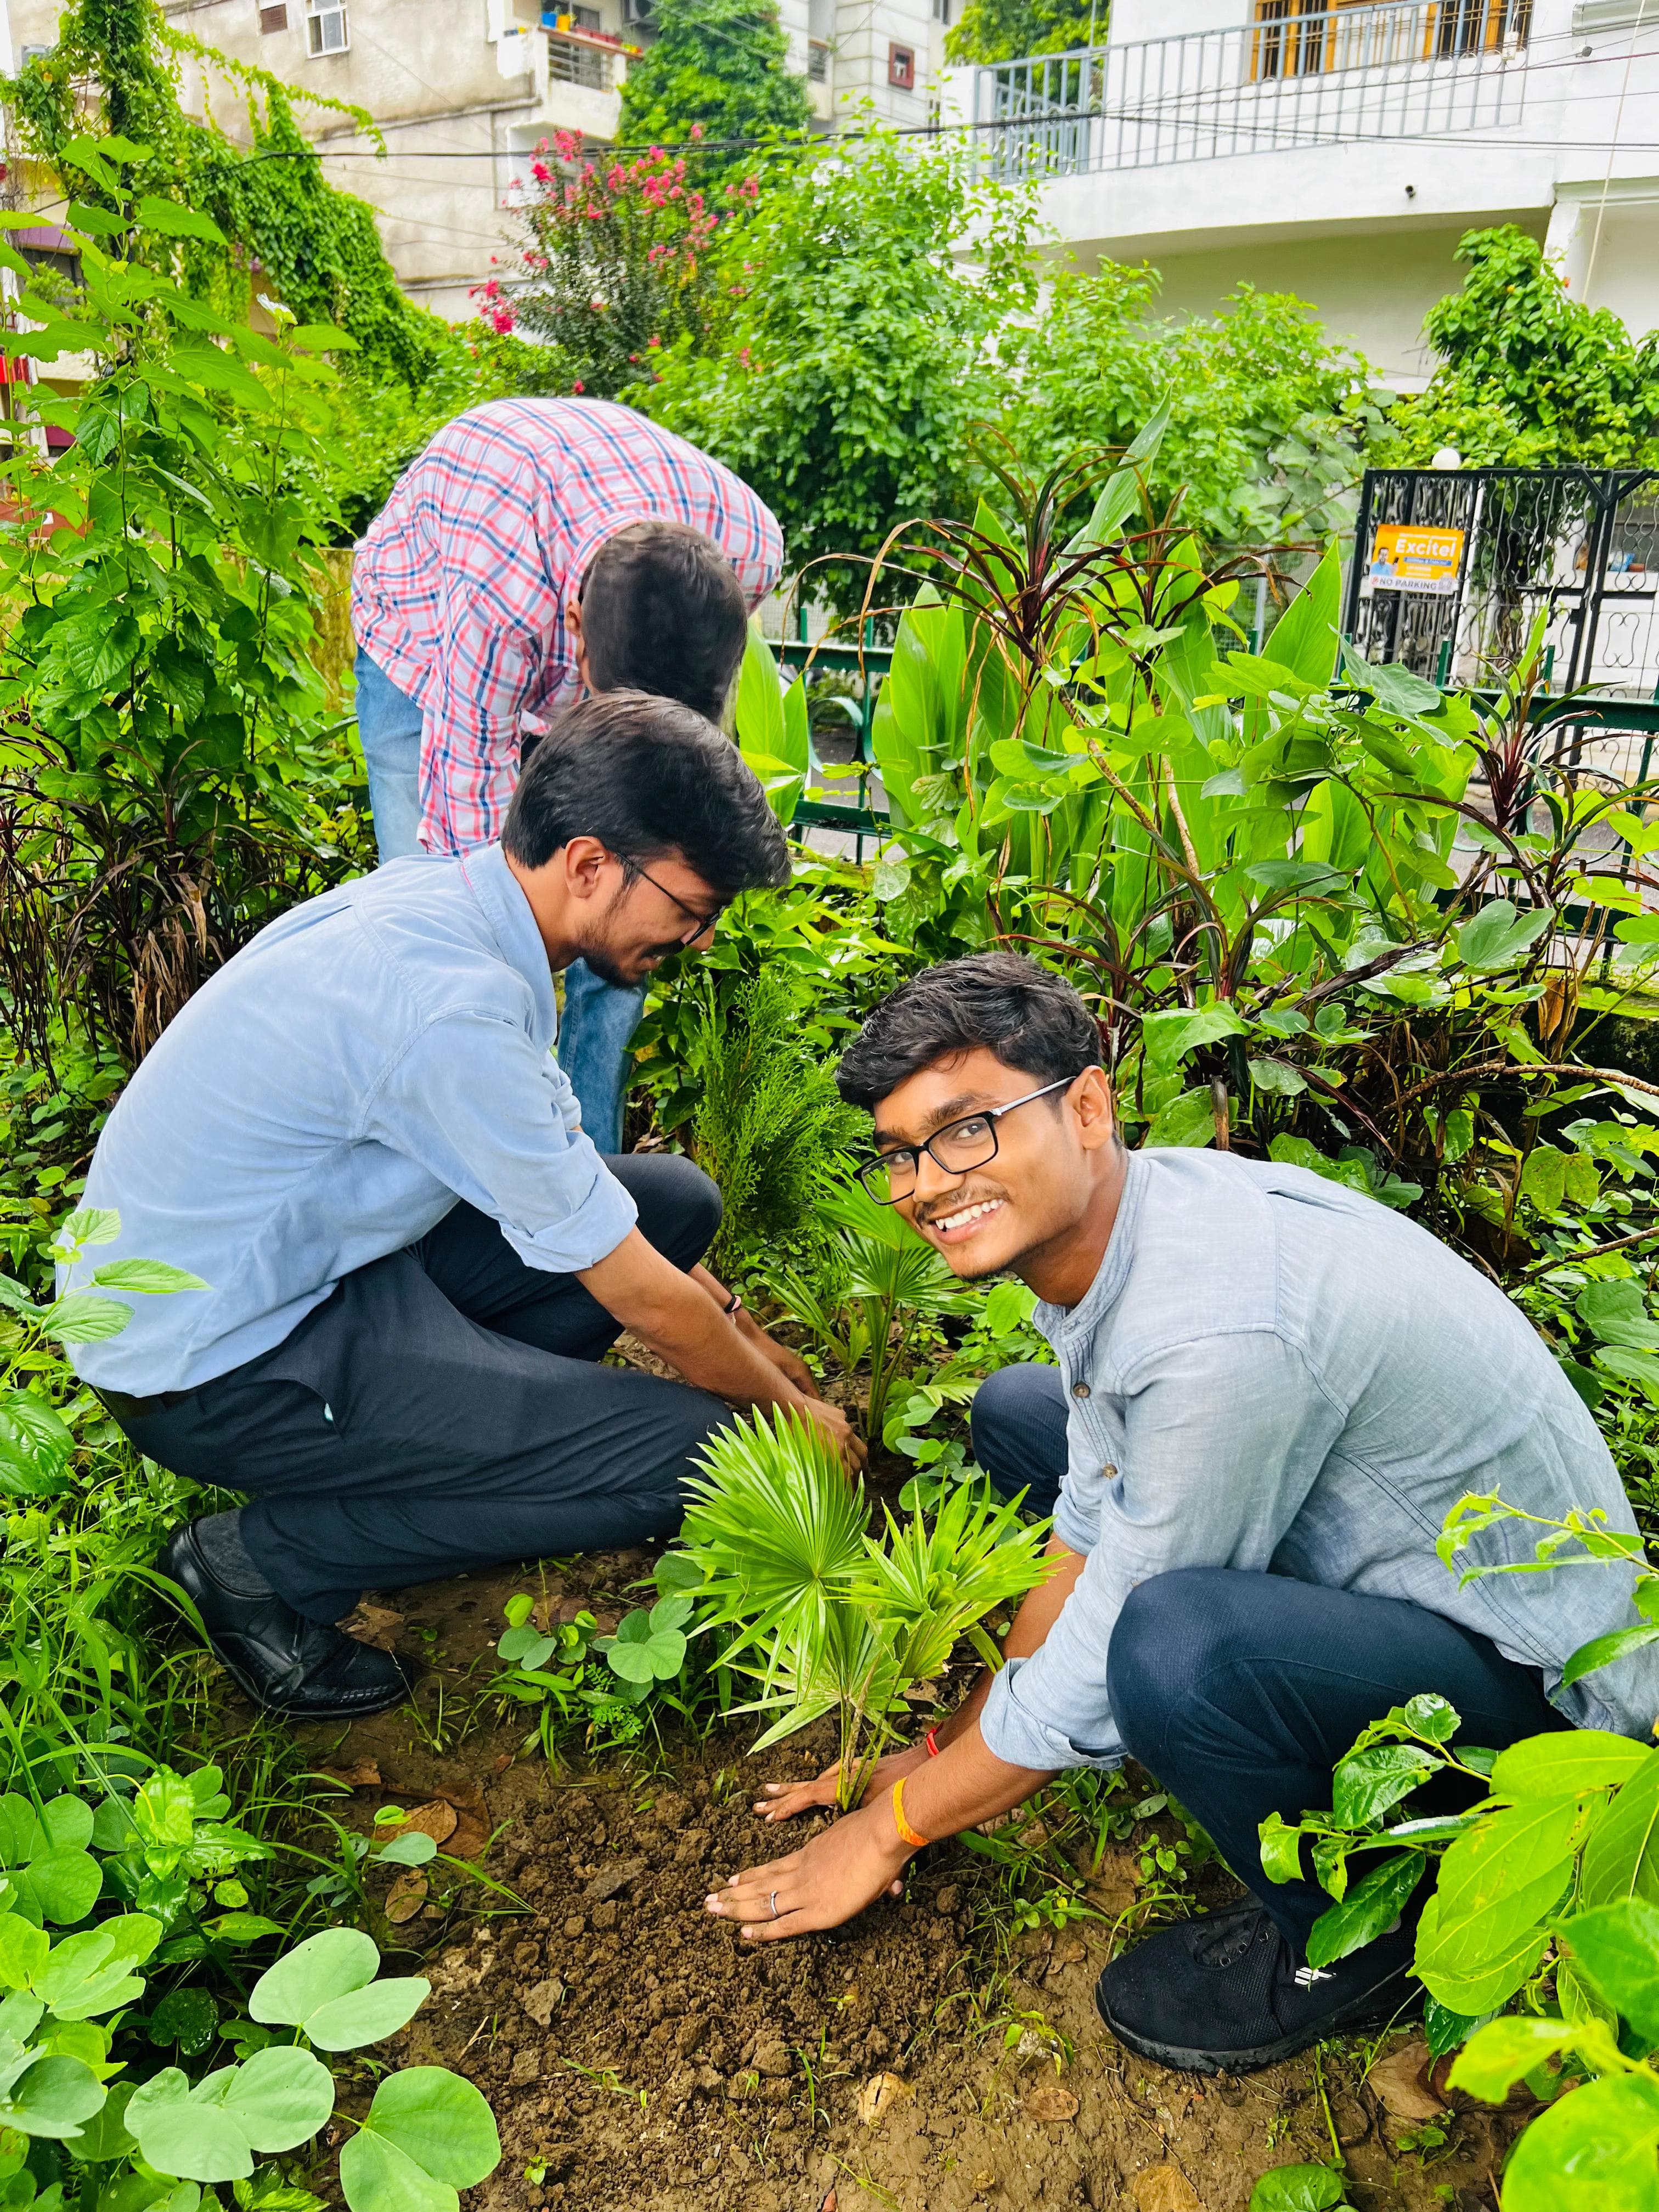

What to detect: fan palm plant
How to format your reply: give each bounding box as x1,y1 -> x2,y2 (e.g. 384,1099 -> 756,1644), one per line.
678,1408 -> 1052,1807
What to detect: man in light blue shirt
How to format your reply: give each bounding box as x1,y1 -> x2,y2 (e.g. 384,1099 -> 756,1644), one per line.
72,693 -> 860,1722
707,953 -> 1654,2075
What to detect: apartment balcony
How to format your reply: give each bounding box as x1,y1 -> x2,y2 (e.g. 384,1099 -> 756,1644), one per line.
969,0 -> 1531,181
537,22 -> 629,134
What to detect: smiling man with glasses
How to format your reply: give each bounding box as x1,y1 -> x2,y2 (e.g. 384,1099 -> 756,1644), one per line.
63,692 -> 863,1724
707,950 -> 1655,2081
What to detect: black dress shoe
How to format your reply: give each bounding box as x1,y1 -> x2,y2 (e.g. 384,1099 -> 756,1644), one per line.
1096,1900 -> 1421,2075
157,1520 -> 417,1719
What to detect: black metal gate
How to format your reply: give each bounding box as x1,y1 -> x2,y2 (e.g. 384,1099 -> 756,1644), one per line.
1343,466 -> 1659,693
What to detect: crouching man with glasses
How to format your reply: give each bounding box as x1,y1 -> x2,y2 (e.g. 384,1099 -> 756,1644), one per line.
707,950 -> 1655,2076
63,693 -> 864,1723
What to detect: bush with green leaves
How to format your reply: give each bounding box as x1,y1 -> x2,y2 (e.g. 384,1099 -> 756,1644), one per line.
0,138 -> 369,1071
0,1917 -> 498,2208
1251,1497 -> 1659,2212
674,1407 -> 1051,1805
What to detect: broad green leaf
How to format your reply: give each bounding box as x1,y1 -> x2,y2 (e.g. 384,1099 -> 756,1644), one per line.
1257,1812 -> 1304,1886
357,2065 -> 500,2186
1247,2165 -> 1348,2212
1264,544 -> 1340,689
1582,1752 -> 1659,1908
220,2046 -> 334,2151
1457,898 -> 1552,973
249,1928 -> 380,2027
1520,1144 -> 1567,1218
1339,642 -> 1442,715
1499,2067 -> 1659,2211
1331,1745 -> 1437,1829
36,1294 -> 131,1346
0,1393 -> 74,1498
376,1832 -> 436,1869
1306,1850 -> 1423,1970
20,1848 -> 101,1926
1565,1624 -> 1659,1689
1145,1087 -> 1215,1149
1141,1003 -> 1248,1069
1490,1733 -> 1653,1801
54,1207 -> 120,1252
338,2128 -> 454,2212
34,1916 -> 161,2017
202,1913 -> 286,1944
1557,1898 -> 1659,2044
0,1918 -> 48,1990
89,1261 -> 207,1295
301,1978 -> 429,2052
1446,2013 -> 1576,2102
136,196 -> 227,244
1423,1996 -> 1482,2058
127,2070 -> 252,2181
1578,1279 -> 1659,1348
1413,1886 -> 1551,2015
0,2053 -> 107,2139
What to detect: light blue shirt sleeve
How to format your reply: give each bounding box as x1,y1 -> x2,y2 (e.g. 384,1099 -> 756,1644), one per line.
980,1331 -> 1347,1772
368,1011 -> 637,1273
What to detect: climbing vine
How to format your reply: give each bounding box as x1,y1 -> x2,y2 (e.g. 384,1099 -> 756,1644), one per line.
7,0 -> 440,386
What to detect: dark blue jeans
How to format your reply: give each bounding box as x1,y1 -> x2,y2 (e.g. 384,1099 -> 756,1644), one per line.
111,1155 -> 730,1624
970,1363 -> 1562,1945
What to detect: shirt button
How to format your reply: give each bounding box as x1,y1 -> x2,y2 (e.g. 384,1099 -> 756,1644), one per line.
1102,1463 -> 1117,1479
1071,1381 -> 1091,1401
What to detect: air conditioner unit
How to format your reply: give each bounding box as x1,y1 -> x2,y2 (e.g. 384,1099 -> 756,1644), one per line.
622,0 -> 654,25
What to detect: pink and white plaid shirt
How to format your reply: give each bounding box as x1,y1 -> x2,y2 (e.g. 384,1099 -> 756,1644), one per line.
351,397 -> 783,855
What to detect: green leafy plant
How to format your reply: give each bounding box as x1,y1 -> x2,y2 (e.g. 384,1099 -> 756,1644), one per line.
758,1176 -> 972,1442
674,1407 -> 1052,1805
684,959 -> 865,1281
1250,1496 -> 1659,2210
0,140 -> 369,1070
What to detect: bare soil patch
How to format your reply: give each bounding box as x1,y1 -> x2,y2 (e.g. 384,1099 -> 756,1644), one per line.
245,1545 -> 1527,2210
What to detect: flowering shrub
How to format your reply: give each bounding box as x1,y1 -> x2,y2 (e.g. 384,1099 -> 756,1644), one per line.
476,126 -> 751,399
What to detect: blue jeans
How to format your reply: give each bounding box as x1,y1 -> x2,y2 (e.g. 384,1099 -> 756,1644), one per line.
970,1363 -> 1563,1947
352,647 -> 645,1150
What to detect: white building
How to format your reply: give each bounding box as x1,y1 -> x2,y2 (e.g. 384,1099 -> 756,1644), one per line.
4,0 -> 953,323
953,0 -> 1659,383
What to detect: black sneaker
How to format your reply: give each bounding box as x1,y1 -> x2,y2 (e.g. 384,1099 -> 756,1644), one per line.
157,1520 -> 417,1720
1095,1900 -> 1421,2075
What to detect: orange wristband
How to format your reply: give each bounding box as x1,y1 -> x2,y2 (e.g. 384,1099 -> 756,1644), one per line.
891,1776 -> 929,1850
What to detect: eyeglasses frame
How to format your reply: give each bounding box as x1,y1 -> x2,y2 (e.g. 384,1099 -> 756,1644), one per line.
621,856 -> 729,947
855,1073 -> 1081,1203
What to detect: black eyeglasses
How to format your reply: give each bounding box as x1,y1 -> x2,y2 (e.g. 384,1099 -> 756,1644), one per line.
855,1076 -> 1078,1204
627,859 -> 728,947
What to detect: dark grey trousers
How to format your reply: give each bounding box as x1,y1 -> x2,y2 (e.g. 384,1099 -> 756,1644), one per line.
111,1154 -> 731,1621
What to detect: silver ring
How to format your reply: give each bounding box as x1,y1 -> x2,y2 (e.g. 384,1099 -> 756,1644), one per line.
770,1890 -> 780,1918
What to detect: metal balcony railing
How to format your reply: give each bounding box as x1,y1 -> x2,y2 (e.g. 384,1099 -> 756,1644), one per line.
972,0 -> 1530,179
546,29 -> 619,89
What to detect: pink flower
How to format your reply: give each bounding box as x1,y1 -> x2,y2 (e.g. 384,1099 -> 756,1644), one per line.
531,160 -> 551,183
690,121 -> 704,139
572,378 -> 585,392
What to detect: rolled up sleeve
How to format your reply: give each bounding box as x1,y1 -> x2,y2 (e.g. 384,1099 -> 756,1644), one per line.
981,1331 -> 1345,1774
368,1012 -> 636,1272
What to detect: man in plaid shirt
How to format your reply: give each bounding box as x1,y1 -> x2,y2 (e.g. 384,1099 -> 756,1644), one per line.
352,396 -> 783,1147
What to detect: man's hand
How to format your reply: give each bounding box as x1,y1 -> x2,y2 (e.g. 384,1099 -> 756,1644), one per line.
736,1311 -> 816,1396
800,1396 -> 867,1477
755,1743 -> 926,1824
705,1797 -> 910,1942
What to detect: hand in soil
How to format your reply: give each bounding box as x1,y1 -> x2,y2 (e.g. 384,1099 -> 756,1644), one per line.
706,1796 -> 911,1941
800,1395 -> 869,1477
756,1744 -> 929,1824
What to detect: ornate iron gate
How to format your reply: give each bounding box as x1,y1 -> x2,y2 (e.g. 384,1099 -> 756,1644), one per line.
1342,466 -> 1659,693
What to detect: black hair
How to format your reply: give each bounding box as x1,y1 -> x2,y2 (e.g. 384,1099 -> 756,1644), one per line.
501,690 -> 790,901
836,952 -> 1103,1111
580,519 -> 750,723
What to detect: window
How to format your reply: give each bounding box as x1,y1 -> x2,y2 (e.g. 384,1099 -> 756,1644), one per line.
808,37 -> 830,77
932,0 -> 951,20
259,3 -> 288,29
888,40 -> 915,87
306,0 -> 348,55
